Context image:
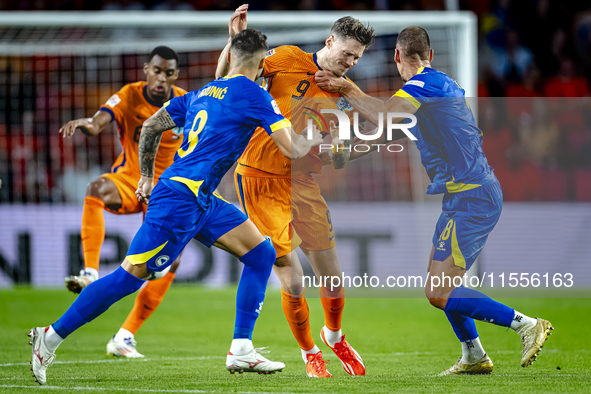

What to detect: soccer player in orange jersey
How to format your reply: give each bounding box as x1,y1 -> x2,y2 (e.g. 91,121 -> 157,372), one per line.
59,46 -> 186,358
216,6 -> 374,377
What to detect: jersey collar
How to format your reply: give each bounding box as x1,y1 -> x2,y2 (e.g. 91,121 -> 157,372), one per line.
313,53 -> 322,70
143,85 -> 174,108
223,74 -> 245,79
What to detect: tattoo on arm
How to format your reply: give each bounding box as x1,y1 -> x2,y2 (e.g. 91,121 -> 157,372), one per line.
138,108 -> 176,177
330,139 -> 351,169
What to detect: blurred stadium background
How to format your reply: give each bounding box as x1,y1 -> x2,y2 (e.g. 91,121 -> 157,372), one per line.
1,0 -> 590,289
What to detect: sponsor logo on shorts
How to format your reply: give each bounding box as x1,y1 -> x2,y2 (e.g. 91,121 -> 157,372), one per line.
155,255 -> 170,267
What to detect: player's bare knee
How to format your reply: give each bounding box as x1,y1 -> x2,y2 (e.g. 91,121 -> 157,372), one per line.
86,178 -> 106,199
121,259 -> 148,279
87,177 -> 119,204
425,286 -> 449,309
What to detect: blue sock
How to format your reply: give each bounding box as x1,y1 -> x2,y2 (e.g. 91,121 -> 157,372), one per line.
233,240 -> 276,340
52,267 -> 145,339
446,312 -> 479,341
444,286 -> 514,328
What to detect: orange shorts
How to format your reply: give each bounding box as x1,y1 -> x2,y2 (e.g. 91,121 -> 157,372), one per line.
100,172 -> 147,215
234,165 -> 335,258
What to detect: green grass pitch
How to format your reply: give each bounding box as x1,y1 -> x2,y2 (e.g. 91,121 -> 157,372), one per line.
1,286 -> 590,393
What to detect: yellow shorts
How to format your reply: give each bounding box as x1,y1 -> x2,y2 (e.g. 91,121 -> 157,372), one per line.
234,165 -> 335,258
100,173 -> 147,215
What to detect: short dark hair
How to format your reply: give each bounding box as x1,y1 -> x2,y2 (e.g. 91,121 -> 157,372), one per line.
230,29 -> 268,59
397,26 -> 431,60
149,46 -> 179,66
330,16 -> 376,48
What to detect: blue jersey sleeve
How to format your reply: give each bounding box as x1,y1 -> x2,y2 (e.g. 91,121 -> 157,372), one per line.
163,94 -> 189,127
393,71 -> 441,109
394,68 -> 465,108
245,83 -> 291,135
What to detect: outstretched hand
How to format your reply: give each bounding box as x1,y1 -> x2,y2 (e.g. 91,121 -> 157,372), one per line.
59,119 -> 89,138
229,4 -> 248,39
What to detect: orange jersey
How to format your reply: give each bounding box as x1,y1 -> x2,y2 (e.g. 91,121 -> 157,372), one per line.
237,45 -> 357,176
100,81 -> 187,182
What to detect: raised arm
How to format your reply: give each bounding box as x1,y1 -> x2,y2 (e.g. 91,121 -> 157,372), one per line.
270,126 -> 323,160
59,110 -> 112,138
135,107 -> 177,203
215,4 -> 248,79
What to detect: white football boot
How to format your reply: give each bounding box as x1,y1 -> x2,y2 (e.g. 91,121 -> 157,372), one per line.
28,327 -> 57,385
65,268 -> 98,294
106,336 -> 145,358
226,347 -> 285,374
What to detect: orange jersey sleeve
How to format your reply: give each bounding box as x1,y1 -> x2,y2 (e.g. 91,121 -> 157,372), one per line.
238,46 -> 357,176
100,82 -> 187,182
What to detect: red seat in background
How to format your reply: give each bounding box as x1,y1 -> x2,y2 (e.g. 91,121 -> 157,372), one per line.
537,168 -> 569,201
575,170 -> 591,202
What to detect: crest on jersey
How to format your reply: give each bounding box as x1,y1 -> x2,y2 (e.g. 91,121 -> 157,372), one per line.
266,49 -> 276,57
271,100 -> 281,115
406,80 -> 425,88
106,94 -> 121,108
155,255 -> 170,267
336,97 -> 354,112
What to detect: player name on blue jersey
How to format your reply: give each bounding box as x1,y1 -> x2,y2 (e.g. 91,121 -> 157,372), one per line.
161,74 -> 290,207
394,66 -> 497,195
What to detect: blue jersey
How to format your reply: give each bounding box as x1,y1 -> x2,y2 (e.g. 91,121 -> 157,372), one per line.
394,67 -> 496,195
160,74 -> 290,207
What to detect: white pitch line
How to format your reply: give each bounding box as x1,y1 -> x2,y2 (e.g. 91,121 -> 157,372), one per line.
1,349 -> 563,367
0,356 -> 224,367
0,385 -> 308,394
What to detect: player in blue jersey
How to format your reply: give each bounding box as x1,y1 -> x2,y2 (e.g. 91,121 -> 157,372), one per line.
315,26 -> 554,375
28,29 -> 323,385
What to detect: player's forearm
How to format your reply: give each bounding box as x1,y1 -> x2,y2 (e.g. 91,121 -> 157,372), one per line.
341,84 -> 386,127
138,108 -> 175,177
76,118 -> 99,136
289,131 -> 312,160
215,39 -> 232,79
138,126 -> 162,178
81,110 -> 112,136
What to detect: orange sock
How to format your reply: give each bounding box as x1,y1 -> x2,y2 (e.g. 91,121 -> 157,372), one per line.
281,288 -> 315,351
121,272 -> 175,335
319,287 -> 345,332
81,196 -> 105,271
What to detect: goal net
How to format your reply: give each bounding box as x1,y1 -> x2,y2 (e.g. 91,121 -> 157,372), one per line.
0,11 -> 477,286
0,11 -> 477,204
